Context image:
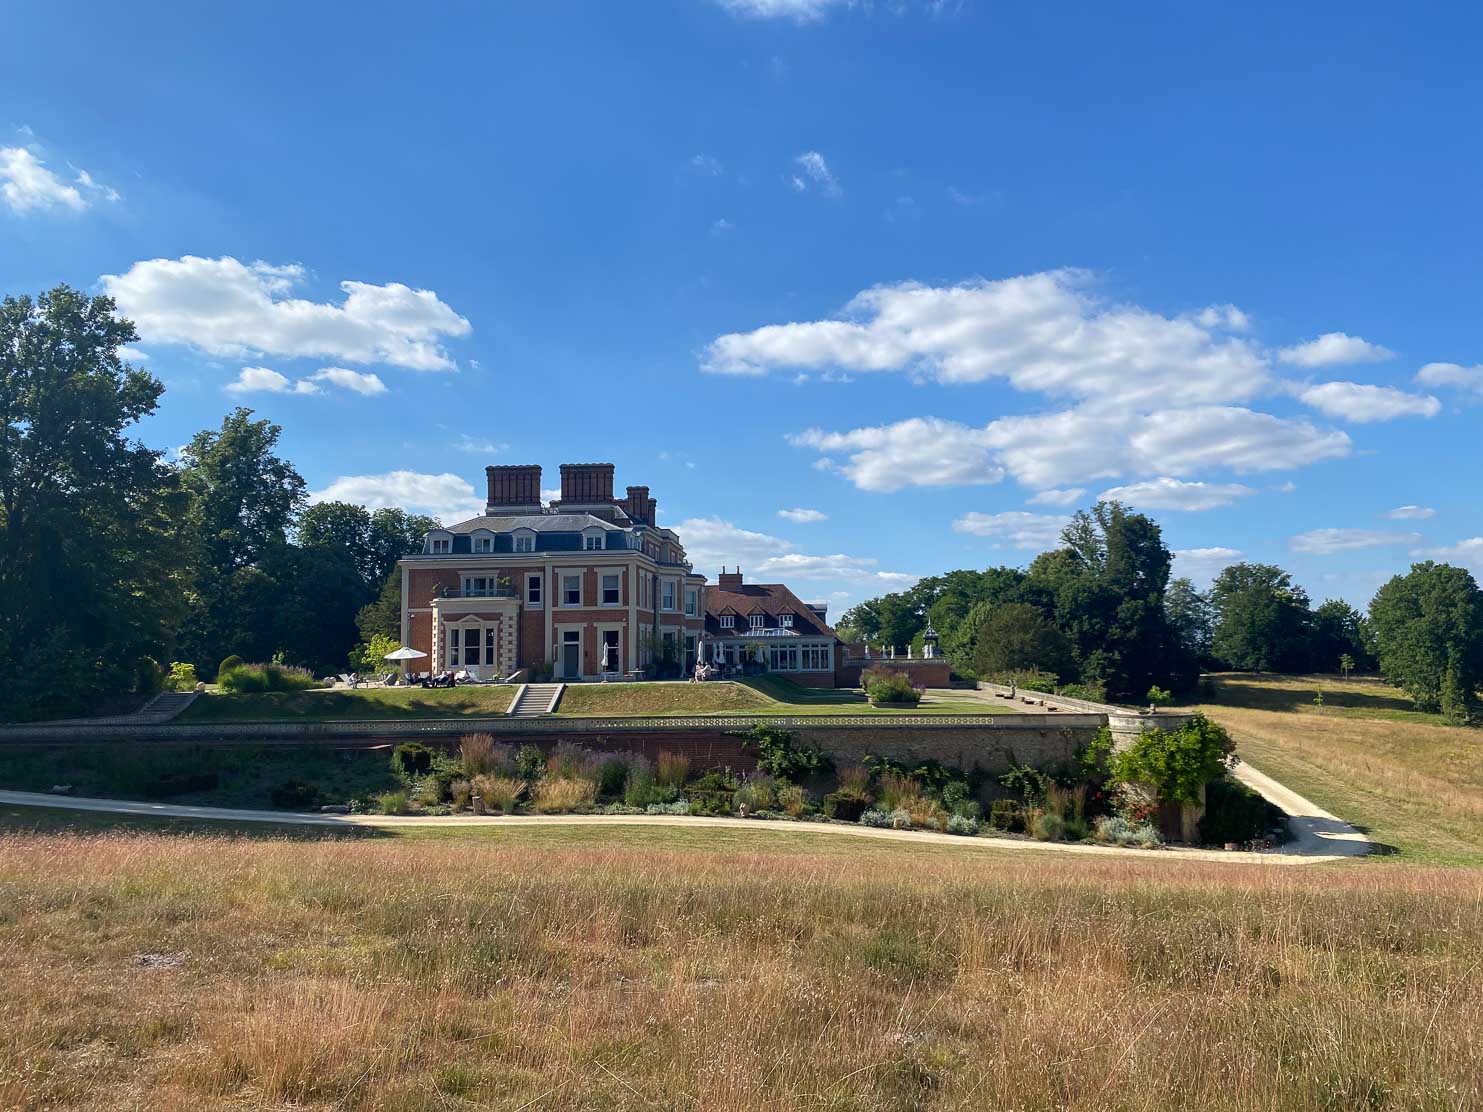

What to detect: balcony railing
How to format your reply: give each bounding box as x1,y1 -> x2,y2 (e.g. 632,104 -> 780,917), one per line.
433,586 -> 516,600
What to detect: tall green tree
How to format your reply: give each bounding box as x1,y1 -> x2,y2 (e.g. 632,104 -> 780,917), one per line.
1165,577 -> 1214,662
1310,599 -> 1374,674
969,602 -> 1075,681
1209,563 -> 1313,673
1369,562 -> 1483,723
0,286 -> 188,719
298,502 -> 437,594
175,409 -> 307,674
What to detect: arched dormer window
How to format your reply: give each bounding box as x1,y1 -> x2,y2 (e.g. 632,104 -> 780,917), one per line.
582,527 -> 605,551
470,528 -> 495,553
512,528 -> 536,553
426,530 -> 453,555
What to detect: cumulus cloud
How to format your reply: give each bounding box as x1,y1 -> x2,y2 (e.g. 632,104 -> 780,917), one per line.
1297,381 -> 1440,422
704,271 -> 1270,408
1027,488 -> 1085,507
673,517 -> 910,586
717,0 -> 847,20
777,508 -> 828,523
1172,547 -> 1243,585
790,418 -> 1006,492
1097,477 -> 1254,512
1279,332 -> 1394,367
952,511 -> 1070,551
101,256 -> 471,371
310,367 -> 387,395
1290,528 -> 1421,556
0,145 -> 118,213
1193,304 -> 1251,331
794,406 -> 1349,492
791,151 -> 841,197
1382,505 -> 1435,520
310,471 -> 484,525
1416,362 -> 1483,398
225,366 -> 319,395
1412,537 -> 1483,573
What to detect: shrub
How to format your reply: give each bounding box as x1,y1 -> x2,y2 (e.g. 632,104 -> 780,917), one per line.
459,733 -> 509,777
946,813 -> 980,836
776,783 -> 809,818
645,800 -> 690,816
133,656 -> 164,696
623,768 -> 678,808
411,776 -> 446,808
471,775 -> 524,813
1031,811 -> 1065,841
1062,816 -> 1089,841
218,662 -> 321,694
737,725 -> 833,781
514,745 -> 547,783
858,809 -> 891,828
888,808 -> 912,829
1055,682 -> 1107,702
940,780 -> 980,820
822,787 -> 872,822
1147,685 -> 1173,708
987,799 -> 1023,832
217,654 -> 244,681
984,668 -> 1059,692
450,779 -> 472,811
392,743 -> 433,777
734,775 -> 780,813
165,662 -> 199,692
866,673 -> 922,706
1044,784 -> 1087,823
1110,713 -> 1235,841
546,742 -> 600,782
1093,815 -> 1163,847
269,780 -> 321,810
656,750 -> 691,789
375,790 -> 409,815
999,763 -> 1052,805
837,765 -> 872,794
595,752 -> 649,801
531,777 -> 597,813
1198,775 -> 1286,845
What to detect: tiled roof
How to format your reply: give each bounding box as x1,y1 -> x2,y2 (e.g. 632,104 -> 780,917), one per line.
703,583 -> 836,639
444,513 -> 625,534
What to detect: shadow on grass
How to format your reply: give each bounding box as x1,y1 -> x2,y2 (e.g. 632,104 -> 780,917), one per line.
0,805 -> 390,842
741,676 -> 869,707
1207,674 -> 1428,717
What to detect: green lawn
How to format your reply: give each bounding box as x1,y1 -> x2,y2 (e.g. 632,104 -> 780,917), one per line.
1187,673 -> 1483,868
179,684 -> 515,722
556,676 -> 1017,717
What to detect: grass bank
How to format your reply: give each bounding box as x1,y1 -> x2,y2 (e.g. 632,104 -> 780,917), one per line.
179,684 -> 515,722
1,824 -> 1479,1110
1192,673 -> 1483,867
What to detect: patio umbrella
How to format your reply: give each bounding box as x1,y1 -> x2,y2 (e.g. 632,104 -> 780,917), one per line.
383,645 -> 427,679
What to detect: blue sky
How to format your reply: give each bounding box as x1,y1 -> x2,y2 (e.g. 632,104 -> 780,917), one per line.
4,0 -> 1481,612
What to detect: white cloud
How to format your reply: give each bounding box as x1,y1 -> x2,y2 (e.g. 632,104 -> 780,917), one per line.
1278,332 -> 1394,367
1172,547 -> 1243,585
101,256 -> 471,371
717,0 -> 847,20
1382,505 -> 1435,521
1027,488 -> 1085,507
310,367 -> 387,396
541,487 -> 562,503
1,146 -> 104,213
1297,381 -> 1439,422
1193,304 -> 1251,331
777,507 -> 828,523
704,271 -> 1270,408
792,151 -> 841,197
952,511 -> 1069,551
689,153 -> 723,176
1412,537 -> 1483,573
1097,477 -> 1254,512
795,406 -> 1349,492
673,516 -> 910,586
224,366 -> 319,395
1290,528 -> 1421,556
310,471 -> 483,525
710,217 -> 735,236
1416,362 -> 1483,398
454,435 -> 507,454
790,418 -> 1006,492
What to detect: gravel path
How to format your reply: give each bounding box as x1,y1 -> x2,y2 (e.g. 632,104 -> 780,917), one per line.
0,767 -> 1371,864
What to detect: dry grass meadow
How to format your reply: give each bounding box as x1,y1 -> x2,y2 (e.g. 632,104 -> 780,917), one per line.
1189,673 -> 1483,866
2,821 -> 1481,1111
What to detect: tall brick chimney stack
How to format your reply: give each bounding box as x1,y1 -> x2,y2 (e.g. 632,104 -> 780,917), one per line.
558,463 -> 616,506
718,567 -> 743,591
623,485 -> 656,524
485,465 -> 543,514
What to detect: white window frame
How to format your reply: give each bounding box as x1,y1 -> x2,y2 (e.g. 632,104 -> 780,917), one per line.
526,573 -> 543,607
428,532 -> 452,554
662,580 -> 676,611
719,614 -> 734,629
471,530 -> 495,553
601,572 -> 621,606
749,613 -> 765,630
779,612 -> 794,627
562,573 -> 582,607
513,531 -> 535,553
684,588 -> 697,617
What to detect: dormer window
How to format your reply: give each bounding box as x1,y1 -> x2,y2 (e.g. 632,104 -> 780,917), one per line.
585,535 -> 602,550
426,531 -> 452,555
779,613 -> 794,628
749,613 -> 765,630
720,614 -> 734,629
471,530 -> 494,553
513,530 -> 535,553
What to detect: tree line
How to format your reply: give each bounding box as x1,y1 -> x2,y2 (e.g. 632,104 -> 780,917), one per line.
838,509 -> 1483,723
0,286 -> 433,720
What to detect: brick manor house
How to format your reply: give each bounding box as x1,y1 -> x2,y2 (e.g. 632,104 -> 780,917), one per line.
398,463 -> 847,684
